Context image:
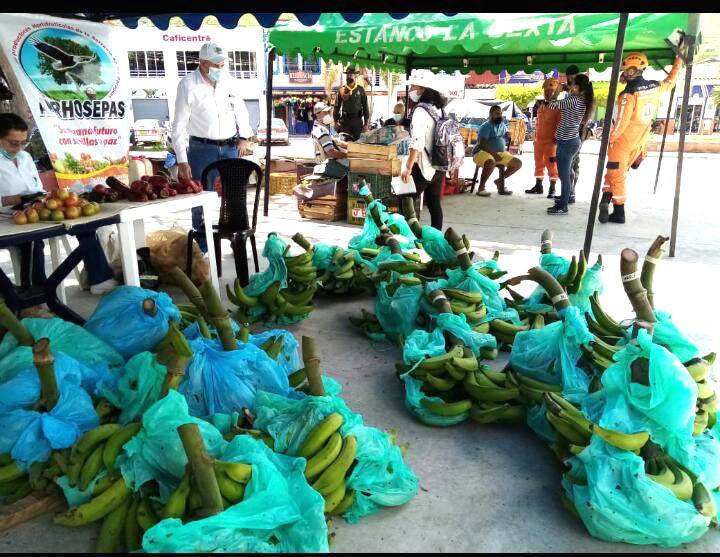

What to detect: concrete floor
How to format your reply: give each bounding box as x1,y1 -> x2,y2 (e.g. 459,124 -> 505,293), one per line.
1,147 -> 719,551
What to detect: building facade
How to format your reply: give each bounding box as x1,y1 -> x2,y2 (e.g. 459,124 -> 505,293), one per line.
116,23 -> 267,132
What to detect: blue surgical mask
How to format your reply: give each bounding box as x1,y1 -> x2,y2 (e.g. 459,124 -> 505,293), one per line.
0,148 -> 17,161
208,67 -> 222,82
393,113 -> 403,122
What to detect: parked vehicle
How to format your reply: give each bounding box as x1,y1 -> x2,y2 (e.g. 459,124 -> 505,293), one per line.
130,119 -> 168,146
257,118 -> 290,146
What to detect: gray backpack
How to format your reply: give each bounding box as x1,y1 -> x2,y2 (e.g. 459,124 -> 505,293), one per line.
416,103 -> 466,173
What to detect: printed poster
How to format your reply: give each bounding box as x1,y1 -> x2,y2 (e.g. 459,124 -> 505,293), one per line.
0,13 -> 130,187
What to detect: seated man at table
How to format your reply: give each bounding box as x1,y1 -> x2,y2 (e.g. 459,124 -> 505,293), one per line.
0,113 -> 118,295
311,102 -> 349,178
471,105 -> 522,197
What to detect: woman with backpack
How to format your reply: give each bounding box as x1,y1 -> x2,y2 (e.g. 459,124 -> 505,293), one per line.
545,73 -> 595,215
399,69 -> 449,230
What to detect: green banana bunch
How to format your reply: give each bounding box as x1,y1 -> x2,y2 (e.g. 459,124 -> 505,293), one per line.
588,292 -> 626,337
349,310 -> 386,340
489,318 -> 530,347
470,402 -> 526,425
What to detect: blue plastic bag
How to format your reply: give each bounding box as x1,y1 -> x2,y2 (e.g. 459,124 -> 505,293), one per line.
652,310 -> 699,364
84,286 -> 181,360
417,225 -> 457,265
403,329 -> 447,365
348,191 -> 416,252
118,391 -> 226,502
526,403 -> 558,444
248,330 -> 303,376
509,307 -> 594,402
374,282 -> 423,342
244,233 -> 289,297
0,317 -> 124,382
0,364 -> 99,469
97,351 -> 168,425
142,434 -> 329,553
254,377 -> 419,522
563,436 -> 711,547
179,336 -> 293,418
435,312 -> 497,357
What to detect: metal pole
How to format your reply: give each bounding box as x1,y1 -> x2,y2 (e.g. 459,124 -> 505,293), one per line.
263,48 -> 275,217
583,12 -> 629,258
669,13 -> 700,257
404,56 -> 412,119
653,85 -> 676,194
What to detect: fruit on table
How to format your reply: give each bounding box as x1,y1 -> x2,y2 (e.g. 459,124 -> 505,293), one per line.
55,188 -> 70,201
64,206 -> 81,220
39,208 -> 52,221
26,208 -> 40,224
13,211 -> 28,225
45,198 -> 60,210
51,209 -> 65,222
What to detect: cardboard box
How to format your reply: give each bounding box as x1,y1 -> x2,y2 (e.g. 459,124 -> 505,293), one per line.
348,157 -> 401,176
347,142 -> 397,160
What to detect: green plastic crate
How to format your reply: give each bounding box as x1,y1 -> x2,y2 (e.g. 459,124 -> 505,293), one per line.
348,172 -> 393,199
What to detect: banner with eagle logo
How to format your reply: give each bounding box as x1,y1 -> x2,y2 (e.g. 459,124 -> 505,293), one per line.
0,13 -> 131,187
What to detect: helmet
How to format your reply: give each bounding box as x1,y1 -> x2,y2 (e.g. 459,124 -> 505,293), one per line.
622,52 -> 648,71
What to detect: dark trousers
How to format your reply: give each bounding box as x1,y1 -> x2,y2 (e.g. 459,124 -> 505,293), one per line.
23,232 -> 114,286
556,137 -> 582,210
339,117 -> 364,141
399,165 -> 443,231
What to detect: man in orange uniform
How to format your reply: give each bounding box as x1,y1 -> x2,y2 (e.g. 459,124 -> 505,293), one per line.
599,52 -> 684,224
526,78 -> 561,196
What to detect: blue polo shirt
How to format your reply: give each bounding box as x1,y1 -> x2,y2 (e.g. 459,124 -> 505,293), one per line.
475,120 -> 508,153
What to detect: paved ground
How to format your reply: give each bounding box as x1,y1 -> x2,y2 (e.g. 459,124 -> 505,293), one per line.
1,143 -> 719,552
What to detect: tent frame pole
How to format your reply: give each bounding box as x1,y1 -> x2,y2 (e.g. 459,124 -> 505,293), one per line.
670,13 -> 700,257
583,12 -> 629,258
653,84 -> 676,194
264,48 -> 275,217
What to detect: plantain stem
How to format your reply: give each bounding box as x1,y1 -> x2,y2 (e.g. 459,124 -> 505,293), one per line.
444,228 -> 472,270
291,232 -> 312,251
527,267 -> 570,311
197,316 -> 212,339
541,229 -> 553,255
33,338 -> 59,411
168,266 -> 211,321
301,336 -> 325,396
142,298 -> 157,317
199,281 -> 237,351
400,197 -> 423,238
620,249 -> 656,334
177,423 -> 223,518
159,321 -> 193,395
640,235 -> 669,309
238,325 -> 250,343
0,302 -> 33,346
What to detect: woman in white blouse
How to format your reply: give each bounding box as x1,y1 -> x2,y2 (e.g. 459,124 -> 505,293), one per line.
0,113 -> 118,295
399,70 -> 448,230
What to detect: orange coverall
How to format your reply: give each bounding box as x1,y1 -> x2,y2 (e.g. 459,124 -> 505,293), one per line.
534,102 -> 561,180
603,58 -> 683,205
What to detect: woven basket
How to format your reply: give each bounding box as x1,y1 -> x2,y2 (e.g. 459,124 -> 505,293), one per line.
269,172 -> 297,195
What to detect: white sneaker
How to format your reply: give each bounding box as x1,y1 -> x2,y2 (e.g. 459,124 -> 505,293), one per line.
90,278 -> 120,296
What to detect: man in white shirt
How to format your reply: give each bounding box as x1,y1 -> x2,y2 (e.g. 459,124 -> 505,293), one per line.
171,42 -> 254,252
0,113 -> 118,295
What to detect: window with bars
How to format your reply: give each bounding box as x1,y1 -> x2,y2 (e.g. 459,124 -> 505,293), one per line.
176,51 -> 200,77
372,71 -> 381,87
228,51 -> 258,79
282,55 -> 321,75
128,51 -> 165,78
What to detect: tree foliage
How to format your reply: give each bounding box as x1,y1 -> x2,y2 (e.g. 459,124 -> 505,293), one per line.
36,37 -> 99,86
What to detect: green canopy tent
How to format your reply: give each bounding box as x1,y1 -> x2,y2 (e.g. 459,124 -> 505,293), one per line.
268,12 -> 698,257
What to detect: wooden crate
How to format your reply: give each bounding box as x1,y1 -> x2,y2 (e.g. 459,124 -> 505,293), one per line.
299,198 -> 345,221
0,492 -> 66,532
347,142 -> 397,160
269,158 -> 298,174
269,172 -> 297,195
348,157 -> 401,176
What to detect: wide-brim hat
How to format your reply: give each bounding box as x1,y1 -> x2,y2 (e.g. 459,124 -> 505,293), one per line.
344,65 -> 358,74
404,69 -> 449,96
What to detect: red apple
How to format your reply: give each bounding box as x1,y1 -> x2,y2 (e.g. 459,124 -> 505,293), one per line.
14,211 -> 28,225
64,196 -> 79,208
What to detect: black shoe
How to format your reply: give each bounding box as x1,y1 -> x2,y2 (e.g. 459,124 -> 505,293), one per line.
136,247 -> 160,290
525,183 -> 544,194
546,186 -> 556,199
547,205 -> 568,215
568,196 -> 576,204
598,192 -> 612,223
608,204 -> 626,223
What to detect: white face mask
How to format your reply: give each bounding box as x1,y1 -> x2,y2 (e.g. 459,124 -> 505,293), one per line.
409,90 -> 421,103
392,113 -> 403,122
322,114 -> 333,125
